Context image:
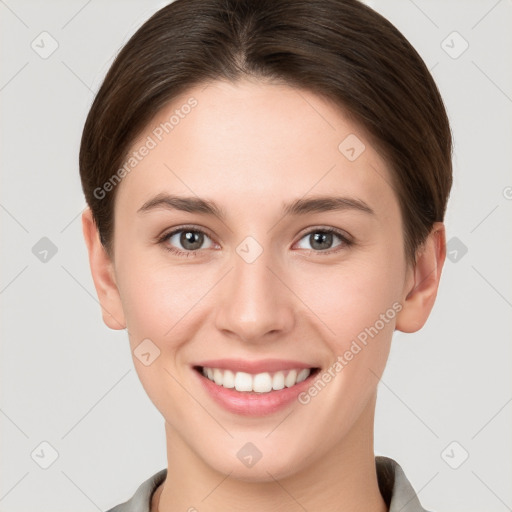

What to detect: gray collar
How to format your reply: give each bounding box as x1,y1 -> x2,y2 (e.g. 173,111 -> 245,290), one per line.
376,456 -> 431,512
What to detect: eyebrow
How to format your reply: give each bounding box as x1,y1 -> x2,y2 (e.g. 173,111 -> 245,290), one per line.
137,193 -> 375,219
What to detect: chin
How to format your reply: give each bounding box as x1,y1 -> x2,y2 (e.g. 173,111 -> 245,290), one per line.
201,440 -> 314,483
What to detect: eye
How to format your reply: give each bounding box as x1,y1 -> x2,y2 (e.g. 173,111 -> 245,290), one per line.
157,226 -> 353,257
158,226 -> 216,256
295,227 -> 353,254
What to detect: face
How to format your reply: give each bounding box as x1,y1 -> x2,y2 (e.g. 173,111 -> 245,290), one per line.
90,79 -> 426,481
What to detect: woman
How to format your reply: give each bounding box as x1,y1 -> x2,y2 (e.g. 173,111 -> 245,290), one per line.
80,0 -> 452,510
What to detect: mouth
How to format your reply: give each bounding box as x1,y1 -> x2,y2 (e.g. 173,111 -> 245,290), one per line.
191,358 -> 322,416
193,365 -> 321,393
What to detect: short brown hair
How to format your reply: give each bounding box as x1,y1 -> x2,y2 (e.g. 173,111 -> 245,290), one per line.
79,0 -> 452,265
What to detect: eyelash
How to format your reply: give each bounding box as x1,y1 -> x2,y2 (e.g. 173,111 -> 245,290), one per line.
157,225 -> 354,258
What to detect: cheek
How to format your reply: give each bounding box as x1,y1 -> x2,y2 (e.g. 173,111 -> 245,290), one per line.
291,246 -> 406,394
298,258 -> 403,339
116,256 -> 208,340
115,260 -> 209,413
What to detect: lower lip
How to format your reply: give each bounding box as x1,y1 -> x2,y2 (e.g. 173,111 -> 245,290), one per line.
193,368 -> 318,416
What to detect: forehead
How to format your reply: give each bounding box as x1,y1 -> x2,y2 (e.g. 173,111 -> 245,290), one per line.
115,79 -> 398,223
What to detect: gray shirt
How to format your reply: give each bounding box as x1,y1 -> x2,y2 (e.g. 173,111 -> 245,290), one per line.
106,456 -> 431,512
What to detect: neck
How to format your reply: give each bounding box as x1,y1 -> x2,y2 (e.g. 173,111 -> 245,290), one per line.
155,394 -> 387,512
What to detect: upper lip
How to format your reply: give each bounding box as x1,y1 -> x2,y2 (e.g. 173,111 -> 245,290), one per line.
193,358 -> 318,374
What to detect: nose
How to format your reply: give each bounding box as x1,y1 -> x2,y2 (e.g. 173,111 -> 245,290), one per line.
214,241 -> 295,344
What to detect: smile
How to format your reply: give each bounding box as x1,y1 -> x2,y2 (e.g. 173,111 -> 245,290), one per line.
192,358 -> 321,416
199,366 -> 314,393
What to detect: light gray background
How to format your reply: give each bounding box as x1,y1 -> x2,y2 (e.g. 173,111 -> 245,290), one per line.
1,1 -> 511,511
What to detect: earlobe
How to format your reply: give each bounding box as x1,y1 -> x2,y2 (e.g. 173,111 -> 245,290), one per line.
81,208 -> 126,330
395,222 -> 446,333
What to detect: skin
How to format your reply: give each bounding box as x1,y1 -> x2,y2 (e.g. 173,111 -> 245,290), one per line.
82,78 -> 446,511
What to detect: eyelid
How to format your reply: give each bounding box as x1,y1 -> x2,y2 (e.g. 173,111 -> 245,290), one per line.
157,223 -> 214,239
295,225 -> 353,244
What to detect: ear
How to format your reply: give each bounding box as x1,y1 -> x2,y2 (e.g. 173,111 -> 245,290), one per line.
81,207 -> 126,330
395,222 -> 446,333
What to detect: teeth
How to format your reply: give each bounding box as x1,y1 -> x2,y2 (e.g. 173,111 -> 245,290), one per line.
253,372 -> 272,393
201,367 -> 312,393
235,371 -> 253,392
213,369 -> 223,386
222,369 -> 235,388
272,371 -> 285,390
285,369 -> 297,388
296,368 -> 310,383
